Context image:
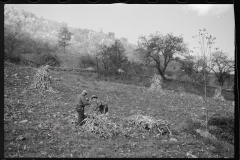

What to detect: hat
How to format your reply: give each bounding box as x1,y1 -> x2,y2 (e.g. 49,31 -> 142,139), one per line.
81,90 -> 87,95
91,95 -> 98,99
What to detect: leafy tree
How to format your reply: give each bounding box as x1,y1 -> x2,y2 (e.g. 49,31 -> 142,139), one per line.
97,40 -> 128,75
179,56 -> 201,84
4,7 -> 46,59
4,8 -> 28,58
136,32 -> 188,80
79,53 -> 95,68
207,50 -> 234,87
108,40 -> 128,74
190,56 -> 211,85
58,23 -> 72,54
97,44 -> 110,74
37,54 -> 61,67
108,32 -> 115,38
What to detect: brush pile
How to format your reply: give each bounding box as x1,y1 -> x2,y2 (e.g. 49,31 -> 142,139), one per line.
79,111 -> 172,139
30,65 -> 55,92
79,114 -> 123,139
124,112 -> 171,137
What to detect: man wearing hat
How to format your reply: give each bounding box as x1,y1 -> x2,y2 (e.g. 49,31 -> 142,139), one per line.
91,95 -> 108,115
76,90 -> 90,125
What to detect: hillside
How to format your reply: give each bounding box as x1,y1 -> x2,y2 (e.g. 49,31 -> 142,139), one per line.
4,62 -> 235,158
4,7 -> 234,91
4,7 -> 138,63
4,7 -> 193,79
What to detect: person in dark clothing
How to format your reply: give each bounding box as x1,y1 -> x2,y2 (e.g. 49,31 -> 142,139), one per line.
91,95 -> 108,115
76,90 -> 90,125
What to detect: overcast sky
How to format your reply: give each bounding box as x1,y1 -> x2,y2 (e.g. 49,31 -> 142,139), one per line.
5,4 -> 235,58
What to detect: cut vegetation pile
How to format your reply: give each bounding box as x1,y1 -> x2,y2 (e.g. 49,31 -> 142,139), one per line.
79,112 -> 172,139
79,114 -> 122,139
147,74 -> 165,96
148,74 -> 165,94
30,65 -> 56,92
124,112 -> 171,137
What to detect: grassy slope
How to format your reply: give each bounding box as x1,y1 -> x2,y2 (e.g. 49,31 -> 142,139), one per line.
4,62 -> 235,158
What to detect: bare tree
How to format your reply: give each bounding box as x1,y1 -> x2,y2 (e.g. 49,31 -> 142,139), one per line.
136,32 -> 188,80
207,50 -> 234,87
192,29 -> 217,100
192,28 -> 216,131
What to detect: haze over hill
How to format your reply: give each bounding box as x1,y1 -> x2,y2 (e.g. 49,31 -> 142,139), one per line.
4,7 -> 138,62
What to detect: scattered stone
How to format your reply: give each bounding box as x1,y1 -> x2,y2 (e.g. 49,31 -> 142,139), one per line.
198,96 -> 204,102
206,145 -> 215,150
186,151 -> 197,158
19,120 -> 28,123
196,129 -> 217,139
16,135 -> 26,141
169,137 -> 178,142
38,123 -> 42,128
209,125 -> 218,131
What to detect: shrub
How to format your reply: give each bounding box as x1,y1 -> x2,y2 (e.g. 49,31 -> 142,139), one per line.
5,53 -> 21,64
37,54 -> 61,67
208,115 -> 234,144
208,116 -> 233,127
181,117 -> 202,135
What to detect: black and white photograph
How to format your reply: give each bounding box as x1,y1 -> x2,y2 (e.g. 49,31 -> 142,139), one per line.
4,3 -> 235,158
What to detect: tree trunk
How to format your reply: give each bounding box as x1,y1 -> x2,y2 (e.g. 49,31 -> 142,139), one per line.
157,69 -> 166,80
156,62 -> 166,80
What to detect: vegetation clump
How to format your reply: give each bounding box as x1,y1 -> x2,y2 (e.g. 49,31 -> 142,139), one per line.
79,112 -> 172,139
208,115 -> 234,144
148,74 -> 165,94
30,65 -> 55,92
37,54 -> 61,67
79,114 -> 123,139
124,112 -> 171,137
